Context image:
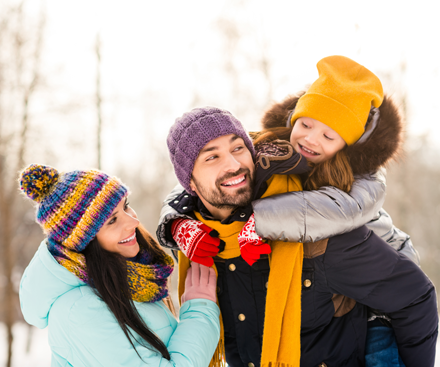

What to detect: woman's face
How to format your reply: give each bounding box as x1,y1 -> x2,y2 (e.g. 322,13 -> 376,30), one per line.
290,117 -> 346,164
95,197 -> 140,258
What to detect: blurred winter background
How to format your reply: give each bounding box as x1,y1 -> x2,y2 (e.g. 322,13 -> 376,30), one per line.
0,0 -> 439,365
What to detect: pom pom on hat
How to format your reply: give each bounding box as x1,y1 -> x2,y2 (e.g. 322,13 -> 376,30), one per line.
18,164 -> 128,253
19,164 -> 59,203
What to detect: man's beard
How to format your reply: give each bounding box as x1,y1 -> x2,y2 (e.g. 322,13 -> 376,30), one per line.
192,168 -> 254,211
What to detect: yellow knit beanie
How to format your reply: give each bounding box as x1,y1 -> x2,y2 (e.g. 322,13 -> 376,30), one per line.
291,55 -> 384,145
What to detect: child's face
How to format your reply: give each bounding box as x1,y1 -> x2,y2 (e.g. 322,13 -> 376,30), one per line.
290,117 -> 346,164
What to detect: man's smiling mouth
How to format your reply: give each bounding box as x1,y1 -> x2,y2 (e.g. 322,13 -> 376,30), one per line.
221,175 -> 246,187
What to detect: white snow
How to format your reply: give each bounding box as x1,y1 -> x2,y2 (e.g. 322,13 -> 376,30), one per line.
0,323 -> 51,367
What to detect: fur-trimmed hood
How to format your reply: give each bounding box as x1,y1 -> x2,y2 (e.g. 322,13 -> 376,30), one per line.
261,93 -> 404,175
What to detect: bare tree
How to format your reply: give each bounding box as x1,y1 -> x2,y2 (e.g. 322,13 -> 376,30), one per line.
95,33 -> 103,170
212,0 -> 275,127
0,1 -> 45,366
381,60 -> 440,304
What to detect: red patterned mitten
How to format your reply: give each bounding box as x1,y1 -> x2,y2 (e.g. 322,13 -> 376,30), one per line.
238,214 -> 271,266
171,218 -> 223,267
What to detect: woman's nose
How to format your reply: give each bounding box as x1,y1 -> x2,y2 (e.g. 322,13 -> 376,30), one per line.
125,212 -> 140,230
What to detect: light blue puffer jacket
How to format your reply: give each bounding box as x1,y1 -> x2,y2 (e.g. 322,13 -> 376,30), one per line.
20,241 -> 220,367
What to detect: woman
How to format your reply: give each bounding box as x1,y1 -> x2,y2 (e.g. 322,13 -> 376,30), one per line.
18,164 -> 220,367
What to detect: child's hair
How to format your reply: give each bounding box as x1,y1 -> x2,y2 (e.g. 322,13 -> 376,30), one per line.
304,150 -> 353,192
253,127 -> 354,193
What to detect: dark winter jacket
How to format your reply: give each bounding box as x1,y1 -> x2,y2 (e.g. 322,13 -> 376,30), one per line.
299,225 -> 437,366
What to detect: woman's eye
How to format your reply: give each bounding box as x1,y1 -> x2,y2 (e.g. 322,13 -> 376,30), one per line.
324,135 -> 334,141
302,122 -> 309,128
124,201 -> 130,210
108,217 -> 116,225
234,146 -> 243,152
206,155 -> 217,161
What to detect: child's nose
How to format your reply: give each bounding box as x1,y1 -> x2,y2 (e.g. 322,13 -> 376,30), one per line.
305,133 -> 318,145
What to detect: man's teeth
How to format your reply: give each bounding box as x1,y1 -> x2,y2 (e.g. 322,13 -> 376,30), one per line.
223,176 -> 245,186
119,233 -> 135,244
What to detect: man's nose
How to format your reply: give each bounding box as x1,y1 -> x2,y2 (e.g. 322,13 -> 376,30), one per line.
224,153 -> 241,172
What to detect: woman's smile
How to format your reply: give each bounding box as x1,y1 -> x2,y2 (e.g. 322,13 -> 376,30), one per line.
118,232 -> 137,246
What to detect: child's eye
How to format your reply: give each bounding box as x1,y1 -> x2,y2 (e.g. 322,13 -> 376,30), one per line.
302,122 -> 309,128
324,134 -> 334,141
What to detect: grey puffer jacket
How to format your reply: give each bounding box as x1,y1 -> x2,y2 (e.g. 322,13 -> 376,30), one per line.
252,169 -> 419,265
156,170 -> 420,265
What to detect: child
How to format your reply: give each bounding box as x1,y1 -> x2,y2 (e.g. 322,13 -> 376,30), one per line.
249,54 -> 416,366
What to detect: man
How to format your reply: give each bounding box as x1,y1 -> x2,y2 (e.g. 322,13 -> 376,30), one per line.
163,106 -> 276,367
158,106 -> 437,367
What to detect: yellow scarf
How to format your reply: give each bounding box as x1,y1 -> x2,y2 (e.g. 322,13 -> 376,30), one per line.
177,215 -> 243,367
178,173 -> 303,367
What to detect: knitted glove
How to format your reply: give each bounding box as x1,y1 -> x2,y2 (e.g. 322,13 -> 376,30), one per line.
171,218 -> 225,267
238,214 -> 272,266
181,262 -> 217,303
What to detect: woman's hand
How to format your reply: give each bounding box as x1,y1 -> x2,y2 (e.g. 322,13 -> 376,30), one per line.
181,262 -> 217,304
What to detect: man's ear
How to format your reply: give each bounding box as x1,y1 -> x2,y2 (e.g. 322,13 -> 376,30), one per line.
189,178 -> 197,194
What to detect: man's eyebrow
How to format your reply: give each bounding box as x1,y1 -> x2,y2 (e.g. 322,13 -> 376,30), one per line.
199,135 -> 240,154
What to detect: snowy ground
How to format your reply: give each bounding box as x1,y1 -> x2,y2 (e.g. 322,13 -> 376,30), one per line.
0,323 -> 51,367
1,322 -> 439,366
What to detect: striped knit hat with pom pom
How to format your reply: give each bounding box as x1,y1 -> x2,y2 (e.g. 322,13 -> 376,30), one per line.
19,164 -> 174,303
19,164 -> 128,253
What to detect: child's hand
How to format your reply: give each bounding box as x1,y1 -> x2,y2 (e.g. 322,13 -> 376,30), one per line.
171,218 -> 225,267
181,262 -> 217,303
238,214 -> 271,266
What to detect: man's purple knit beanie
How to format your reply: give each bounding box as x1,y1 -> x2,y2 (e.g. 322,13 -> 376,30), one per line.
167,106 -> 255,196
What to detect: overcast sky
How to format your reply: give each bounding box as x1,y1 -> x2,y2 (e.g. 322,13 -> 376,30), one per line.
25,0 -> 440,172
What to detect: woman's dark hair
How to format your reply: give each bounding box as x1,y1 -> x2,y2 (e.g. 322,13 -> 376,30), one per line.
254,126 -> 354,193
83,225 -> 171,361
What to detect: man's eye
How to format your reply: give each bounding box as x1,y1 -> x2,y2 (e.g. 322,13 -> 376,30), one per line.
206,155 -> 217,161
234,146 -> 243,152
